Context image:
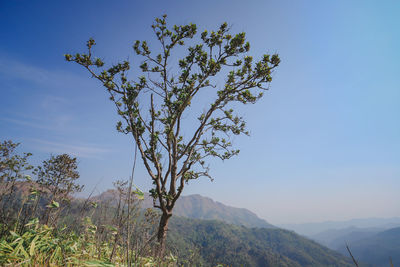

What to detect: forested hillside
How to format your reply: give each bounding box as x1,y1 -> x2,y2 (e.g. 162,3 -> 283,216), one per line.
168,217 -> 354,266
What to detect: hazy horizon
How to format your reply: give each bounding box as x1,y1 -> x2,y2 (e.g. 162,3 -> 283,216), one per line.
1,0 -> 399,225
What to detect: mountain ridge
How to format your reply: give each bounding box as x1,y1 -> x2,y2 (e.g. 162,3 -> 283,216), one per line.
92,189 -> 275,228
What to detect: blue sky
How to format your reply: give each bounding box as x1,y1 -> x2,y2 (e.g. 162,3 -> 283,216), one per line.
1,0 -> 399,224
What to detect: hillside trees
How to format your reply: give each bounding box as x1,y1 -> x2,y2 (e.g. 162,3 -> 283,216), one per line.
36,154 -> 83,225
0,140 -> 84,229
66,14 -> 280,257
0,140 -> 33,229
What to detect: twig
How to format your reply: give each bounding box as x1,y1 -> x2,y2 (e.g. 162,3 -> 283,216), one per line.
126,140 -> 138,267
79,178 -> 102,216
346,244 -> 359,267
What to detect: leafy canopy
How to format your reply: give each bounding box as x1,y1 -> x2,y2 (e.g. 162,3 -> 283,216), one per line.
65,15 -> 280,213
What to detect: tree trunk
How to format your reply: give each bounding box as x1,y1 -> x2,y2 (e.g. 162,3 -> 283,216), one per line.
156,211 -> 172,259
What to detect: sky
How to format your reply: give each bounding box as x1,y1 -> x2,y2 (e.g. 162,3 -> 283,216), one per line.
0,0 -> 399,225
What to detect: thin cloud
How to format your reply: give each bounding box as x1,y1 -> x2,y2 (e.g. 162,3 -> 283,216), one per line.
40,95 -> 69,111
0,55 -> 94,90
0,117 -> 57,131
0,58 -> 49,84
30,139 -> 111,159
0,113 -> 73,132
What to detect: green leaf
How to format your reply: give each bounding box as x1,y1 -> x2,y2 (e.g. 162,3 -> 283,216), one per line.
25,218 -> 39,227
9,231 -> 19,238
83,260 -> 114,267
47,200 -> 60,208
132,183 -> 144,200
133,189 -> 144,200
29,235 -> 39,256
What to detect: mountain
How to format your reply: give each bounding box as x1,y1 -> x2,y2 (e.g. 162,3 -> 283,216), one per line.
309,226 -> 383,250
172,194 -> 275,228
93,190 -> 275,228
280,217 -> 400,236
337,227 -> 400,267
168,216 -> 355,267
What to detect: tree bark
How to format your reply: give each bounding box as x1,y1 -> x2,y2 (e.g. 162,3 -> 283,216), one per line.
156,211 -> 172,259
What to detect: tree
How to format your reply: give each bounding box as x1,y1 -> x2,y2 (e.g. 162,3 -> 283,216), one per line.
66,14 -> 280,257
0,140 -> 33,228
36,154 -> 83,225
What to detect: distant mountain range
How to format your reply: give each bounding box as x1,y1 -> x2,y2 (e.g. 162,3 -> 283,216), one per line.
310,226 -> 383,250
93,190 -> 275,229
279,217 -> 400,236
280,217 -> 400,267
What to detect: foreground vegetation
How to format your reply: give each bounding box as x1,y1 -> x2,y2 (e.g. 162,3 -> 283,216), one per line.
0,140 -> 176,266
0,218 -> 176,266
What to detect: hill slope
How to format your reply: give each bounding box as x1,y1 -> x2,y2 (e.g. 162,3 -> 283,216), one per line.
337,227 -> 400,267
168,217 -> 354,267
